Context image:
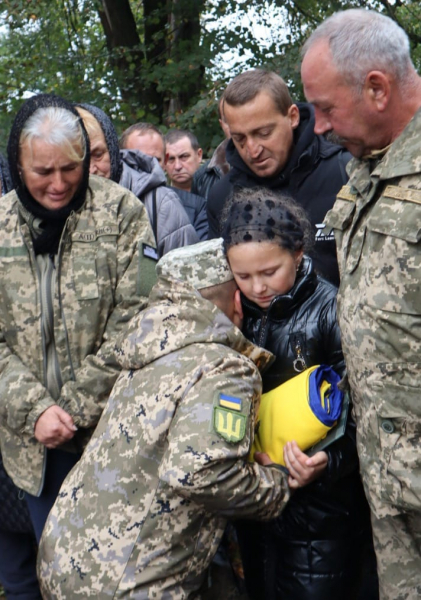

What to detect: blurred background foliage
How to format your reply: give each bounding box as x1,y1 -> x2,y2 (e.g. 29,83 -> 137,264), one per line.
0,0 -> 419,156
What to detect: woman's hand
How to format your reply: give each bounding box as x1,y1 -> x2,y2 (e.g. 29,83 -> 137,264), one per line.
34,405 -> 78,449
283,441 -> 328,489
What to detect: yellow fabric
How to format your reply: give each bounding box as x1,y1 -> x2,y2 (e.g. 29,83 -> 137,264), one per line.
251,365 -> 333,466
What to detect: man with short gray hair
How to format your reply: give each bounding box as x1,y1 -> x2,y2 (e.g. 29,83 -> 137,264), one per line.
301,9 -> 421,599
38,239 -> 292,599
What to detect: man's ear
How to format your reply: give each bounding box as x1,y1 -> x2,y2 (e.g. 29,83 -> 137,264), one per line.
364,71 -> 391,112
233,288 -> 243,325
198,148 -> 203,161
288,104 -> 300,129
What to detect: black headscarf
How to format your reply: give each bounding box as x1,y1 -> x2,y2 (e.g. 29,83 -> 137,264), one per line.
7,93 -> 91,255
0,152 -> 12,195
222,192 -> 306,253
74,103 -> 122,183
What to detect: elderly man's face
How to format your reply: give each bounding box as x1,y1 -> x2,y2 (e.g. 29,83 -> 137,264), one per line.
224,91 -> 299,179
165,137 -> 202,191
301,39 -> 383,158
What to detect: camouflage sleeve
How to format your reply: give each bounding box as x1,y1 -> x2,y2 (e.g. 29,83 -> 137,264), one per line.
58,198 -> 157,430
158,355 -> 291,521
0,340 -> 56,433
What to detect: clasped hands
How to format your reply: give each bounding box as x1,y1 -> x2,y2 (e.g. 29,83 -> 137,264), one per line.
255,441 -> 328,489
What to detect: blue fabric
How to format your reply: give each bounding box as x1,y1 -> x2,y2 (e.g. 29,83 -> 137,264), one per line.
25,448 -> 81,542
0,529 -> 41,599
309,365 -> 343,426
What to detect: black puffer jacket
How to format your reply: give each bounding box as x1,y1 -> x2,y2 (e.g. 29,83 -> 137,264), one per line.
243,256 -> 344,392
236,257 -> 374,600
208,103 -> 351,286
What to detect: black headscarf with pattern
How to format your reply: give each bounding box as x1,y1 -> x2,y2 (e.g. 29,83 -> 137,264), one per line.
221,190 -> 308,254
7,93 -> 91,254
75,103 -> 122,183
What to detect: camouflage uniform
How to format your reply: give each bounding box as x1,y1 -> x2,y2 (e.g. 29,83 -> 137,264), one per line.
325,107 -> 421,600
0,175 -> 157,497
38,240 -> 290,599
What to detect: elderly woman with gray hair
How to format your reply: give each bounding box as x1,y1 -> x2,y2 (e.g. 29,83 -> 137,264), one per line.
0,93 -> 157,596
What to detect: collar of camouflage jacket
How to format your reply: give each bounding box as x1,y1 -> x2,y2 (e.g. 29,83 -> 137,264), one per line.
348,106 -> 421,183
113,278 -> 273,373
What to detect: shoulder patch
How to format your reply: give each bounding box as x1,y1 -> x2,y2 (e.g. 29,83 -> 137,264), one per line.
143,243 -> 159,261
219,393 -> 242,411
213,407 -> 246,444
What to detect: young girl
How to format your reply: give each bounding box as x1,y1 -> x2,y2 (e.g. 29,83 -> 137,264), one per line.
221,188 -> 377,600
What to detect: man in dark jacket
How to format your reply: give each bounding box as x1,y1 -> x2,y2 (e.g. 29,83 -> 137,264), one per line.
207,69 -> 351,287
120,122 -> 209,240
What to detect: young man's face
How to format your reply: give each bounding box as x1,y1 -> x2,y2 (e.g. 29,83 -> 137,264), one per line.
224,91 -> 300,179
164,137 -> 202,191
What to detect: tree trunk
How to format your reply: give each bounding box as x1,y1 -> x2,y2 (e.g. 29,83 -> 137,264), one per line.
97,0 -> 144,118
97,0 -> 207,123
167,0 -> 206,117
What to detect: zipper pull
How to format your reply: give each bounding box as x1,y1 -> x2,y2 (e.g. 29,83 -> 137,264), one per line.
293,340 -> 307,372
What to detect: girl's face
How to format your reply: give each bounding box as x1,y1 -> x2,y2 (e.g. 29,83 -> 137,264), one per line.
227,241 -> 303,309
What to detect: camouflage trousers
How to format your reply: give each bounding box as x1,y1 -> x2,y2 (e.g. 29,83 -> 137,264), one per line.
370,508 -> 421,600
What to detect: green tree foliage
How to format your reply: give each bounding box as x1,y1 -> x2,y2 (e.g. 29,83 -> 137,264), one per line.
0,0 -> 419,155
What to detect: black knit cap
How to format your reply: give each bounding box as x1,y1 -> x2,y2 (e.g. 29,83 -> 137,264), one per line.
75,103 -> 122,183
7,93 -> 91,254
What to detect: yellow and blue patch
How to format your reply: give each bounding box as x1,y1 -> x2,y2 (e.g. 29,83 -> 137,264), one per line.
218,393 -> 242,412
213,392 -> 246,443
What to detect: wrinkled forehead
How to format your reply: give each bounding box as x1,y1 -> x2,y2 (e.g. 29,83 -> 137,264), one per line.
301,40 -> 344,100
166,137 -> 195,156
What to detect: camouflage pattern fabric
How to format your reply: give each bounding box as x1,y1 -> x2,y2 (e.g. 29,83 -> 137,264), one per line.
324,107 -> 421,600
38,276 -> 290,599
157,237 -> 234,290
0,175 -> 157,496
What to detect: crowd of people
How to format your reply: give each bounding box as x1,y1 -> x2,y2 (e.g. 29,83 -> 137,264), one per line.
0,7 -> 420,600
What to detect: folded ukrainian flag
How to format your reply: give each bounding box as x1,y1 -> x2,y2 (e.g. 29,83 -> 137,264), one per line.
252,365 -> 343,466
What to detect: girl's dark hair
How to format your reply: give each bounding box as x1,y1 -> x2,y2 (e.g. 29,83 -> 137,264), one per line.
221,187 -> 313,255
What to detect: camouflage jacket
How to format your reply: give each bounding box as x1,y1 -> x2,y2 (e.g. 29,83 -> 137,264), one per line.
325,107 -> 421,513
38,277 -> 290,599
0,175 -> 157,496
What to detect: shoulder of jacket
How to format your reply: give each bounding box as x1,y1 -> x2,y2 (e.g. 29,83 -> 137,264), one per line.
0,188 -> 18,214
316,136 -> 351,164
88,175 -> 144,215
208,173 -> 232,202
310,279 -> 338,314
148,186 -> 192,225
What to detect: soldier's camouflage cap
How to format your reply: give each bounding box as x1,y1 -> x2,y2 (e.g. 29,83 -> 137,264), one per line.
156,238 -> 234,290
